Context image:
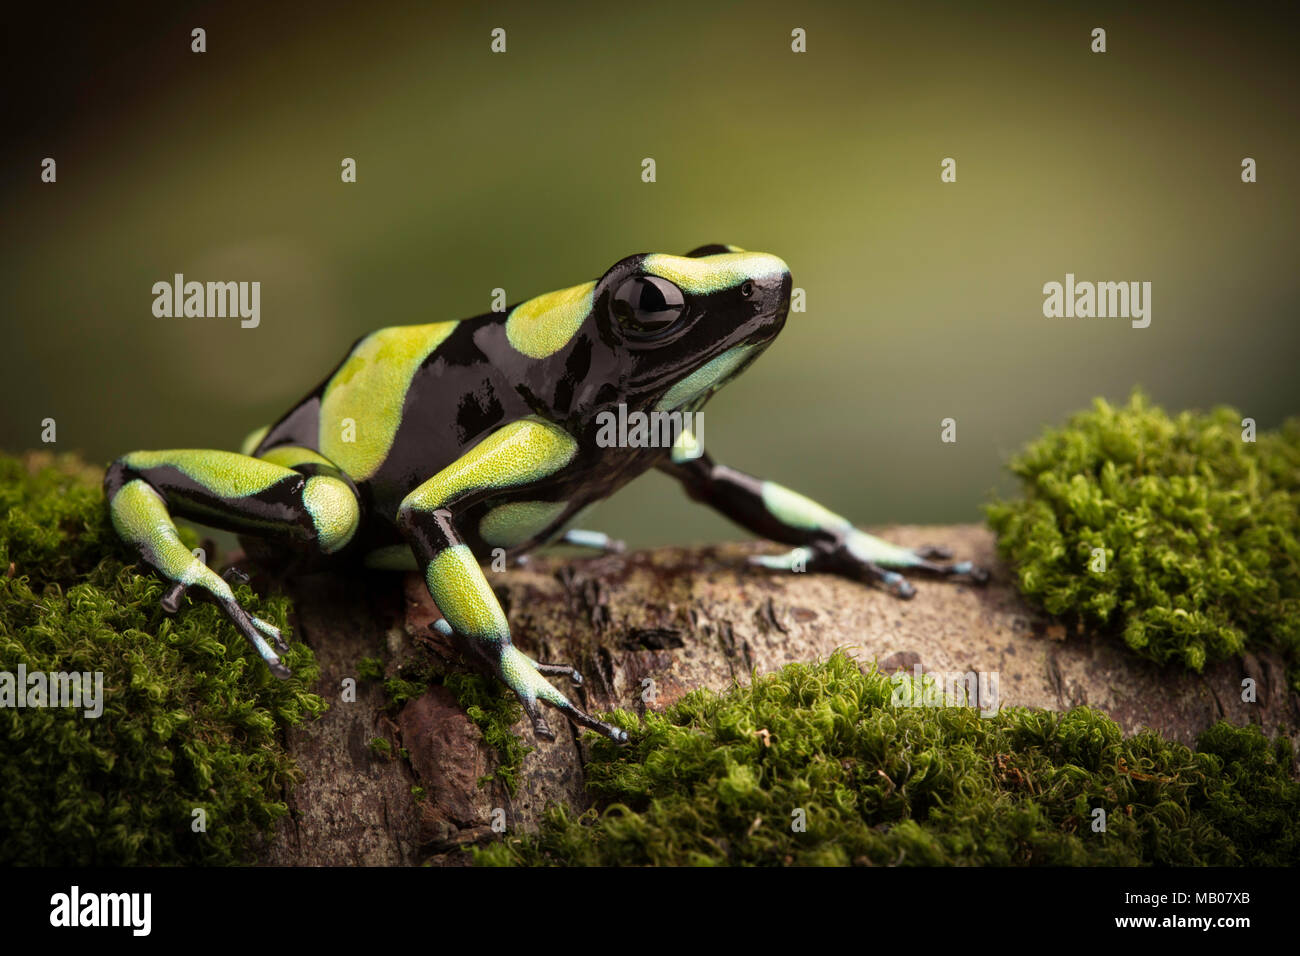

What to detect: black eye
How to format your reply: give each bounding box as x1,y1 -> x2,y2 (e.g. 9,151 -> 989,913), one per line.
611,276 -> 685,336
740,281 -> 754,298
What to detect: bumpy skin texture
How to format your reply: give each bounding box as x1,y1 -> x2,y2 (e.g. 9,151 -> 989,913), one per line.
104,246 -> 985,742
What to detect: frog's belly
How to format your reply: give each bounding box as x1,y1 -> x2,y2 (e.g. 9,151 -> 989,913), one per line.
359,497 -> 592,570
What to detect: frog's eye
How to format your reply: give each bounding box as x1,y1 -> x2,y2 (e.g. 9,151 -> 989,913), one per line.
611,276 -> 685,336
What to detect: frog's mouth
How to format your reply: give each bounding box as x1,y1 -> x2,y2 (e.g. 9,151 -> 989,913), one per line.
649,341 -> 768,412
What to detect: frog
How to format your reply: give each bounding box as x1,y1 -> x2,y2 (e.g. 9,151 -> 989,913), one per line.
104,245 -> 986,745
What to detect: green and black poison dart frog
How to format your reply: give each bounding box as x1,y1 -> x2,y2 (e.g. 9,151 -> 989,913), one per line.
105,245 -> 986,744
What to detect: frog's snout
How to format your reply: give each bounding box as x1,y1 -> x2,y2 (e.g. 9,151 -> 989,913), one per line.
752,258 -> 792,326
775,269 -> 793,316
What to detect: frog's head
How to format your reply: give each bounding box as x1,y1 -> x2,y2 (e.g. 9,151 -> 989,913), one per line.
595,245 -> 792,410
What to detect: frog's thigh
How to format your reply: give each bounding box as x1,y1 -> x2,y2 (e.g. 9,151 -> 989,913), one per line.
396,418 -> 576,644
105,448 -> 360,561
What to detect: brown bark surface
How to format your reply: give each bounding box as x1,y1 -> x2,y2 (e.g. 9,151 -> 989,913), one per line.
260,525 -> 1300,866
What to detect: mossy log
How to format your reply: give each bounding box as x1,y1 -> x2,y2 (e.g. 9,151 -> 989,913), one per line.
259,525 -> 1300,866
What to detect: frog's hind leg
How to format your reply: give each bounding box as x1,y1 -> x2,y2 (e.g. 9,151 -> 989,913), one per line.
104,447 -> 360,676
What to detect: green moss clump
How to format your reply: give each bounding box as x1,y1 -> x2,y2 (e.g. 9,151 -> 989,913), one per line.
444,671 -> 530,794
0,453 -> 326,865
356,656 -> 385,682
986,391 -> 1300,685
475,651 -> 1299,866
359,656 -> 529,794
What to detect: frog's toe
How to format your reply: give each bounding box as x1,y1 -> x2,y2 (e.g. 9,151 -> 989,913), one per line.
750,546 -> 816,572
560,529 -> 626,554
912,558 -> 990,585
160,581 -> 187,614
539,693 -> 629,744
913,545 -> 952,560
511,686 -> 557,741
528,708 -> 557,741
533,660 -> 585,686
534,661 -> 585,687
536,686 -> 628,744
222,565 -> 251,586
882,570 -> 917,599
251,614 -> 291,653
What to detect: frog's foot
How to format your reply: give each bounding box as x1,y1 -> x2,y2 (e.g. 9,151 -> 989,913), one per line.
881,543 -> 990,584
156,565 -> 293,668
504,645 -> 628,744
559,529 -> 627,554
752,533 -> 987,598
226,569 -> 292,654
430,619 -> 625,742
751,546 -> 918,598
840,528 -> 989,587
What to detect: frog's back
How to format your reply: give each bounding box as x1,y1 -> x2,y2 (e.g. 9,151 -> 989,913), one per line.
251,313 -> 526,509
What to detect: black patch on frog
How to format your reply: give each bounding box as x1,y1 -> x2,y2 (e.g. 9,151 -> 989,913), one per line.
455,379 -> 505,444
554,335 -> 592,413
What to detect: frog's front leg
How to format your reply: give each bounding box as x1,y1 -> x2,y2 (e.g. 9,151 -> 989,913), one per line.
396,418 -> 628,744
557,528 -> 626,554
658,448 -> 987,599
104,448 -> 361,676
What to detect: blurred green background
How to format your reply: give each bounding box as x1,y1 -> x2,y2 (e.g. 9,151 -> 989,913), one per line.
4,0 -> 1297,549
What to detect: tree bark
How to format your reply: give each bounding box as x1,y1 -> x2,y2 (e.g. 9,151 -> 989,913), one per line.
259,525 -> 1300,866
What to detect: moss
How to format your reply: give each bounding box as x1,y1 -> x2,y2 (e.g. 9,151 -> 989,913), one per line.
0,452 -> 326,865
359,655 -> 529,794
368,737 -> 393,758
444,671 -> 530,795
383,674 -> 433,707
986,391 -> 1300,686
356,656 -> 385,682
474,651 -> 1299,866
